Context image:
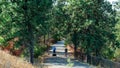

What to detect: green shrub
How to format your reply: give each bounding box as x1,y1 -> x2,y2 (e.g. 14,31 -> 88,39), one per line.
21,44 -> 47,58
34,45 -> 47,58
67,58 -> 74,68
0,36 -> 5,45
64,38 -> 72,46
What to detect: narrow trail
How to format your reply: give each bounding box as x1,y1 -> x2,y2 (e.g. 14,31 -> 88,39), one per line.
43,41 -> 95,68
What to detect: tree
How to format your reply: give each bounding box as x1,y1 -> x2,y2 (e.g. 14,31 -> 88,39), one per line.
115,0 -> 120,44
49,0 -> 67,41
0,0 -> 53,64
62,0 -> 118,58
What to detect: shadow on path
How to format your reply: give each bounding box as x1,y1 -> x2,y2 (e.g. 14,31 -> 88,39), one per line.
43,41 -> 95,68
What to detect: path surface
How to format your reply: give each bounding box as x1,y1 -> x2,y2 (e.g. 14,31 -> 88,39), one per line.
43,41 -> 95,68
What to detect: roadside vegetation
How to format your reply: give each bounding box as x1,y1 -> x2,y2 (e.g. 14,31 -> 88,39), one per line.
0,0 -> 120,67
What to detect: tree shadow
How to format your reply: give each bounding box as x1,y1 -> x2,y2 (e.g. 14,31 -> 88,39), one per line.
44,56 -> 91,68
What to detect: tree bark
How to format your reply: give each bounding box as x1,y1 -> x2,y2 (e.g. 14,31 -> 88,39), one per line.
28,23 -> 34,64
74,44 -> 77,58
73,30 -> 77,58
24,0 -> 34,64
44,35 -> 46,44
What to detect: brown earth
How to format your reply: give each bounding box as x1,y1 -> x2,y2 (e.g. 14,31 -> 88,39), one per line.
0,50 -> 35,68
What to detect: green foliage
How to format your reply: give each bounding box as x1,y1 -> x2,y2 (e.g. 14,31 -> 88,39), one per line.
0,0 -> 119,62
115,0 -> 120,44
67,58 -> 74,68
34,45 -> 47,58
114,0 -> 120,59
64,39 -> 72,46
49,0 -> 67,41
101,46 -> 115,59
0,36 -> 4,45
21,44 -> 47,58
51,0 -> 119,59
0,0 -> 53,63
114,48 -> 120,58
52,33 -> 61,41
0,0 -> 53,44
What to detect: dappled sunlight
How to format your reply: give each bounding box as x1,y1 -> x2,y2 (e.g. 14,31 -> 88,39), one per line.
43,41 -> 94,68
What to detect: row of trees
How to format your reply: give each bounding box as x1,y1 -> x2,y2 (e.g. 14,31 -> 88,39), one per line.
0,0 -> 120,64
51,0 -> 120,59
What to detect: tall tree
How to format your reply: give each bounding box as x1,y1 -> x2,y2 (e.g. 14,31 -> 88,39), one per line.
115,0 -> 120,46
50,0 -> 67,41
63,0 -> 118,58
0,0 -> 53,64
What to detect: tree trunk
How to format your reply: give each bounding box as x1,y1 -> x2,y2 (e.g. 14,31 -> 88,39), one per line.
47,32 -> 50,55
74,45 -> 77,58
73,30 -> 77,58
24,0 -> 34,64
28,23 -> 34,64
29,39 -> 34,64
44,35 -> 46,44
48,31 -> 50,45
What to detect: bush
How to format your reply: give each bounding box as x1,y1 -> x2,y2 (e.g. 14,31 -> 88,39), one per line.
0,36 -> 5,45
34,45 -> 47,58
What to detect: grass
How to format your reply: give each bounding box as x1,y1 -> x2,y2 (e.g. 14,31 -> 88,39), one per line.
0,50 -> 35,68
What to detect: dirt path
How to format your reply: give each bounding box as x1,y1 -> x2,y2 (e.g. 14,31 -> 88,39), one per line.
43,41 -> 95,68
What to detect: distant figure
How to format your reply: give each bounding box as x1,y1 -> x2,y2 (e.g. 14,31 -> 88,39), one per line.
52,46 -> 56,56
65,48 -> 68,57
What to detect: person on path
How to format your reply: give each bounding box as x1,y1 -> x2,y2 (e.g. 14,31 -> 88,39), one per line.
52,46 -> 56,56
65,48 -> 68,57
